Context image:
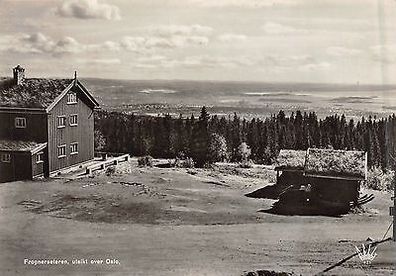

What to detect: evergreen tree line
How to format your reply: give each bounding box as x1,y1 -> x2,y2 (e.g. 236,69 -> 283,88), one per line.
95,107 -> 396,169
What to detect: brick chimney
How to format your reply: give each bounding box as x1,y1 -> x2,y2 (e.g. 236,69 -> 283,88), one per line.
13,65 -> 25,85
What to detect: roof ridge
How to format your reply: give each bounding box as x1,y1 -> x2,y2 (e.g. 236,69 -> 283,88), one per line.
0,78 -> 74,108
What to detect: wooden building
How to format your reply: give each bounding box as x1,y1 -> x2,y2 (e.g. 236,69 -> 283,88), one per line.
274,149 -> 307,188
0,65 -> 99,183
304,148 -> 367,207
274,148 -> 367,214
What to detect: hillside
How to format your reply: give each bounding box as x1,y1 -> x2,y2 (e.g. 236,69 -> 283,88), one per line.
0,161 -> 394,275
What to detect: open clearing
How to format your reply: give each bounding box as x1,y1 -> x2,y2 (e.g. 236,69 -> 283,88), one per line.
0,161 -> 395,276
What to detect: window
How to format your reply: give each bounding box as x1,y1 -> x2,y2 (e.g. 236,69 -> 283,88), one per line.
36,152 -> 44,163
1,153 -> 11,163
15,117 -> 26,128
69,114 -> 78,126
57,145 -> 66,158
70,143 -> 78,155
67,93 -> 77,104
57,116 -> 66,128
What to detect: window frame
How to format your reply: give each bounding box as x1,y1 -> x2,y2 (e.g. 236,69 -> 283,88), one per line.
57,144 -> 66,158
70,142 -> 78,155
36,152 -> 44,163
57,116 -> 66,129
15,117 -> 27,129
67,93 -> 77,104
69,114 -> 78,127
1,153 -> 11,163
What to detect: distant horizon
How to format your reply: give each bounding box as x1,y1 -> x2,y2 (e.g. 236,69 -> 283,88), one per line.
81,77 -> 396,87
1,1 -> 395,85
2,72 -> 396,88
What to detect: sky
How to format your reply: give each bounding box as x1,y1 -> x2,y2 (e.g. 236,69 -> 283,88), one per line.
0,0 -> 395,84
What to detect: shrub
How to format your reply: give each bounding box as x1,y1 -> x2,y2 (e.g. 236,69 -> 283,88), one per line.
183,157 -> 195,168
138,156 -> 153,167
105,166 -> 116,176
209,133 -> 228,162
239,159 -> 253,168
173,157 -> 195,168
94,129 -> 106,151
238,142 -> 253,168
365,167 -> 394,191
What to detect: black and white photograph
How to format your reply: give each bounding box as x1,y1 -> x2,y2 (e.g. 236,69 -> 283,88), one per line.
0,0 -> 395,275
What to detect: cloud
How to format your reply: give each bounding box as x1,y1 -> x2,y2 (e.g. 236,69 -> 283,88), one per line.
263,55 -> 315,67
370,44 -> 396,64
102,40 -> 121,51
187,0 -> 296,8
298,62 -> 331,72
56,0 -> 121,20
178,56 -> 255,68
130,53 -> 330,73
147,24 -> 213,37
218,33 -> 247,42
21,32 -> 55,53
326,46 -> 362,57
120,35 -> 208,53
0,33 -> 58,54
0,28 -> 211,59
53,36 -> 86,54
136,55 -> 167,63
120,25 -> 213,52
132,55 -> 258,70
0,33 -> 112,56
77,58 -> 121,65
262,22 -> 308,35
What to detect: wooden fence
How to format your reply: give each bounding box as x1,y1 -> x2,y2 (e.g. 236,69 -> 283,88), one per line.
86,154 -> 130,175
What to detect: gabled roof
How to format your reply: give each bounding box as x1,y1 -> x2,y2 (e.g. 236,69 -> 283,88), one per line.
0,78 -> 99,111
0,78 -> 72,108
275,149 -> 306,171
45,79 -> 99,112
0,140 -> 47,154
304,148 -> 367,180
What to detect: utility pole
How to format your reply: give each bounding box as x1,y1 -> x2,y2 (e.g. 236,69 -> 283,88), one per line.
393,177 -> 396,241
389,153 -> 396,242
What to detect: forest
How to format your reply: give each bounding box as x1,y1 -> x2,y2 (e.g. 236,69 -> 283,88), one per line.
95,107 -> 396,170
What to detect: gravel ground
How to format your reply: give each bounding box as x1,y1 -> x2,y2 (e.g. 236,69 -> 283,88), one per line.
0,162 -> 394,275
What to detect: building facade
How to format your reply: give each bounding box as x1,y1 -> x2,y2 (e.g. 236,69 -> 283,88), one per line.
0,65 -> 99,183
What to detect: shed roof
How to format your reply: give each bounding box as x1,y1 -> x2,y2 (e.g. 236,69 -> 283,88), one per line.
304,148 -> 367,180
0,140 -> 47,154
0,78 -> 72,108
275,149 -> 306,171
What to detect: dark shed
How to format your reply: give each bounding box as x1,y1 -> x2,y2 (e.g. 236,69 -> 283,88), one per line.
304,148 -> 367,205
274,149 -> 307,188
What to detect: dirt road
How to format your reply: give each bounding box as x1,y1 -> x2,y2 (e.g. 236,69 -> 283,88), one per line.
0,164 -> 394,275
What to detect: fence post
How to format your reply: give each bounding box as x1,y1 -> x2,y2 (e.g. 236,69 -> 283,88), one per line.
393,177 -> 395,241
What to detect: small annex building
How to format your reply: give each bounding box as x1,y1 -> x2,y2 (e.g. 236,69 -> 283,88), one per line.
275,148 -> 367,208
0,65 -> 99,183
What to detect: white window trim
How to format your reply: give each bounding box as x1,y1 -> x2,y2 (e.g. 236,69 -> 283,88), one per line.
36,152 -> 44,164
70,142 -> 78,155
67,93 -> 77,104
1,153 -> 11,163
58,144 -> 66,158
69,114 -> 78,127
15,117 -> 26,129
57,116 -> 66,129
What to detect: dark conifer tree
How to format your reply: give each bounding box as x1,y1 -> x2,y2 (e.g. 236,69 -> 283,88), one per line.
190,107 -> 210,167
